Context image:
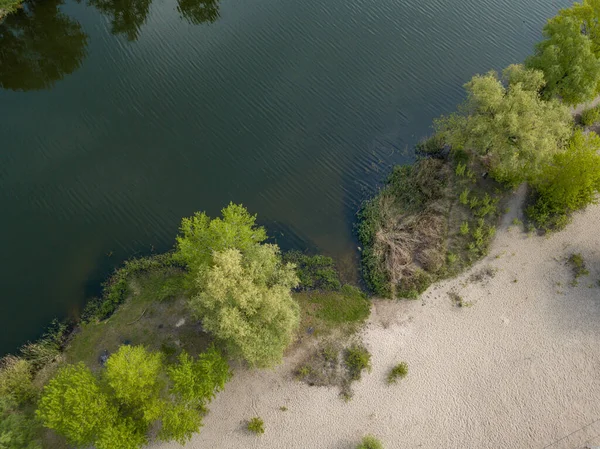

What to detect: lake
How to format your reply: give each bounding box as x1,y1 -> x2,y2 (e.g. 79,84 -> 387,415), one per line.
0,0 -> 569,355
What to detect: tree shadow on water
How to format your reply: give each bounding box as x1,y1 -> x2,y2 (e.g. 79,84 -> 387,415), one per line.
85,0 -> 219,41
0,0 -> 88,91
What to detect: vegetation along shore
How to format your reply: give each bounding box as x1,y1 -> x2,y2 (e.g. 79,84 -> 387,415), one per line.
2,0 -> 600,448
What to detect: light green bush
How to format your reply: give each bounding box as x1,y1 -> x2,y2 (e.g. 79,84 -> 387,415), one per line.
357,435 -> 384,449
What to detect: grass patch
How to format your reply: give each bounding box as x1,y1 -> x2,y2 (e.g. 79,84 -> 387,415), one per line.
357,435 -> 384,449
295,285 -> 371,338
387,362 -> 408,384
65,268 -> 210,370
247,417 -> 265,435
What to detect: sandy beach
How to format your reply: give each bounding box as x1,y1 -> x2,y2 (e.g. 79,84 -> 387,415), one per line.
153,199 -> 600,449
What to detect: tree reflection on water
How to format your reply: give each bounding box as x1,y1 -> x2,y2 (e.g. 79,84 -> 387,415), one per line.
0,0 -> 88,91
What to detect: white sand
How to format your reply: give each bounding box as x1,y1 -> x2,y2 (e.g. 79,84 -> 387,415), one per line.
154,200 -> 600,449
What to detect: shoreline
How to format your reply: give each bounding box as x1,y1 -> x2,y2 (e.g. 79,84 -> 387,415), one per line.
152,199 -> 600,449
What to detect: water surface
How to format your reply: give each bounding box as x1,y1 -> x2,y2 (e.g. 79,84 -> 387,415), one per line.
0,0 -> 570,355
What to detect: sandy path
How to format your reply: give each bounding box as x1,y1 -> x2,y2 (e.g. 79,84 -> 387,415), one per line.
153,202 -> 600,449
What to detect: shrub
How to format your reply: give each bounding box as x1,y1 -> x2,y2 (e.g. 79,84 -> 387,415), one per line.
283,251 -> 341,291
20,320 -> 68,369
569,253 -> 590,280
460,221 -> 469,235
0,356 -> 36,404
0,0 -> 23,15
344,345 -> 371,381
455,162 -> 466,177
387,362 -> 408,384
581,105 -> 600,126
459,188 -> 469,205
0,396 -> 42,449
357,435 -> 384,449
247,417 -> 264,435
190,246 -> 299,368
528,130 -> 600,230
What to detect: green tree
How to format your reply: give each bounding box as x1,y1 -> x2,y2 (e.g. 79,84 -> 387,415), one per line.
174,203 -> 267,273
36,363 -> 114,446
96,419 -> 146,449
158,402 -> 202,444
104,345 -> 165,423
190,245 -> 299,367
0,0 -> 23,16
0,397 -> 41,449
525,16 -> 600,105
435,67 -> 572,185
529,129 -> 600,228
555,0 -> 600,56
168,347 -> 231,408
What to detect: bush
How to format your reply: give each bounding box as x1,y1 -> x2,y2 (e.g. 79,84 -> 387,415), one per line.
20,320 -> 69,369
0,356 -> 35,404
357,435 -> 384,449
568,253 -> 590,280
528,130 -> 600,230
344,345 -> 371,381
387,362 -> 408,384
283,251 -> 341,291
581,105 -> 600,126
247,417 -> 264,435
0,396 -> 42,449
0,0 -> 23,15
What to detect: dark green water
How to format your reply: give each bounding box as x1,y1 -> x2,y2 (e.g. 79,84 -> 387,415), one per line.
0,0 -> 569,355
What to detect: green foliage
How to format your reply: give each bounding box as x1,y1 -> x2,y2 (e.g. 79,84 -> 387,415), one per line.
387,362 -> 409,384
158,403 -> 202,445
528,130 -> 600,230
104,345 -> 165,422
357,435 -> 384,449
0,397 -> 41,449
526,17 -> 600,105
36,363 -> 115,446
174,203 -> 267,273
0,0 -> 22,16
344,345 -> 371,381
0,357 -> 35,404
554,0 -> 600,57
168,347 -> 231,408
569,253 -> 590,279
455,162 -> 466,177
283,251 -> 342,291
436,66 -> 572,186
581,105 -> 600,125
247,417 -> 265,435
459,188 -> 469,205
460,221 -> 469,235
190,245 -> 299,368
96,419 -> 146,449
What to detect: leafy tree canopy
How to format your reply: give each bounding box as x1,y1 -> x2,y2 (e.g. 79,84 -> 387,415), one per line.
36,363 -> 115,446
104,345 -> 165,423
190,245 -> 299,368
435,66 -> 573,186
174,203 -> 267,273
529,129 -> 600,228
555,0 -> 600,56
526,16 -> 600,105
